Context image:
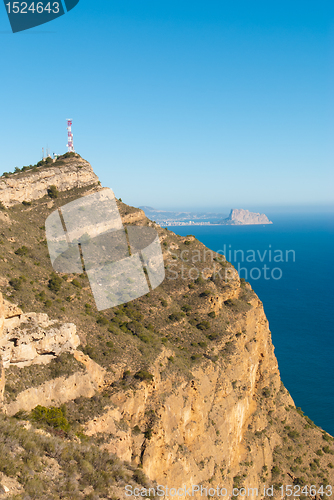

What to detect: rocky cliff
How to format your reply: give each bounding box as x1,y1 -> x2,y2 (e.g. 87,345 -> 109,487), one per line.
0,157 -> 332,499
0,155 -> 99,207
0,293 -> 80,368
223,209 -> 273,225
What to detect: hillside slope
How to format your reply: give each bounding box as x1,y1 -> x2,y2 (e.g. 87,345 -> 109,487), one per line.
0,155 -> 332,499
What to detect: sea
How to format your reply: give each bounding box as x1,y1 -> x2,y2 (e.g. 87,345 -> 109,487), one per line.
168,213 -> 334,436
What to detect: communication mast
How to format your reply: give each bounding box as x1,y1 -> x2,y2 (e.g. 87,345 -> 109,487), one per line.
66,119 -> 75,152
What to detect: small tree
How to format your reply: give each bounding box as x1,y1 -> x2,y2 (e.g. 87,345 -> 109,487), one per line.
47,185 -> 58,199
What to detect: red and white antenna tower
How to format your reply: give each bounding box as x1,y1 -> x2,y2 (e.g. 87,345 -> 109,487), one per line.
66,119 -> 75,152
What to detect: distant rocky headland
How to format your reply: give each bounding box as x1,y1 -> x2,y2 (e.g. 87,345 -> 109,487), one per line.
220,208 -> 273,225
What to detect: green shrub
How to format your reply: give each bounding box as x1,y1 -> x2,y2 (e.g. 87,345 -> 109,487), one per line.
144,429 -> 153,440
200,290 -> 211,297
224,299 -> 234,306
96,316 -> 109,326
208,311 -> 216,318
22,200 -> 32,206
48,274 -> 63,292
30,405 -> 70,432
0,201 -> 5,210
9,278 -> 22,290
233,475 -> 243,488
271,465 -> 281,478
134,370 -> 154,382
161,299 -> 168,307
47,185 -> 58,199
108,324 -> 119,335
14,245 -> 28,256
288,430 -> 300,440
262,387 -> 271,398
60,152 -> 77,159
181,304 -> 192,312
191,354 -> 201,361
169,312 -> 185,322
127,320 -> 145,336
81,345 -> 98,361
195,276 -> 205,285
71,279 -> 82,288
197,321 -> 210,331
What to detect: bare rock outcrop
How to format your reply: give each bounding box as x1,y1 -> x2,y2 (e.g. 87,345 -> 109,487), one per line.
0,156 -> 99,207
0,294 -> 80,368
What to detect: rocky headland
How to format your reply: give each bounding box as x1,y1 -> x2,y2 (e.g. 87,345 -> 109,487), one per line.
221,209 -> 273,225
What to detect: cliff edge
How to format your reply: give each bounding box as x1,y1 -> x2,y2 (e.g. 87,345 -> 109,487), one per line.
0,157 -> 332,499
0,154 -> 99,207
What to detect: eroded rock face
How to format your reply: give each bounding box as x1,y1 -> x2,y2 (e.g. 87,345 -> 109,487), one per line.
0,157 -> 99,207
0,295 -> 80,368
82,294 -> 293,497
5,363 -> 105,416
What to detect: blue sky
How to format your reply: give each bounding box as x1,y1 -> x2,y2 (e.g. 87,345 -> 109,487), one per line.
1,0 -> 333,211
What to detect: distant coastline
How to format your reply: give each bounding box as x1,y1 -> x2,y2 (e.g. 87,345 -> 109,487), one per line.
140,206 -> 273,226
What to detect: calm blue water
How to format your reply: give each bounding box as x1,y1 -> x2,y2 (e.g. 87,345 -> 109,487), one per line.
170,214 -> 334,436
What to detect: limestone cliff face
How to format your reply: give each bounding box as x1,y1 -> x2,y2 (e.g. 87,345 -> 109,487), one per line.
82,289 -> 293,498
0,156 -> 99,207
5,354 -> 105,417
